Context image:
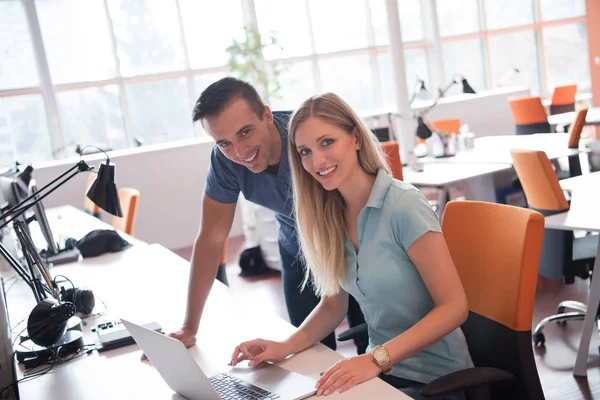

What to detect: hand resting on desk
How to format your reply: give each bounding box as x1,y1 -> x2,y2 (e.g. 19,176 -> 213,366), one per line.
140,326 -> 196,361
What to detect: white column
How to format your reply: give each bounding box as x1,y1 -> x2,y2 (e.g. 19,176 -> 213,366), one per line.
422,0 -> 444,93
22,0 -> 65,159
385,0 -> 416,164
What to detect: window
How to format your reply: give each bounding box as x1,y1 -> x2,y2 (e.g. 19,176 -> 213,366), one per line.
126,78 -> 194,145
255,0 -> 312,60
36,0 -> 116,84
488,31 -> 540,95
309,0 -> 369,53
319,54 -> 376,111
179,0 -> 245,69
269,60 -> 316,110
442,39 -> 486,95
543,23 -> 591,92
369,0 -> 425,45
0,1 -> 39,90
437,0 -> 480,37
0,95 -> 52,165
540,0 -> 586,22
484,0 -> 534,30
56,86 -> 126,152
378,49 -> 430,107
107,0 -> 185,77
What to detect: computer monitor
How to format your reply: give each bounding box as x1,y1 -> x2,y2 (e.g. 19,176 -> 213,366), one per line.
0,175 -> 30,232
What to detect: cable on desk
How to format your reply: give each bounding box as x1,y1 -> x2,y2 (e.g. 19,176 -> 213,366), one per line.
0,343 -> 97,396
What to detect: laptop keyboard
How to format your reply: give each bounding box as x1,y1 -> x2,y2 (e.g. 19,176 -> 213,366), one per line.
210,373 -> 280,400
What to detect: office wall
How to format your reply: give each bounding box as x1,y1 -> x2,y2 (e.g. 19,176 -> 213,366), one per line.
587,0 -> 600,138
16,139 -> 244,251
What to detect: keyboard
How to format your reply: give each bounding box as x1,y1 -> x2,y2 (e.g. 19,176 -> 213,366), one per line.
209,373 -> 280,400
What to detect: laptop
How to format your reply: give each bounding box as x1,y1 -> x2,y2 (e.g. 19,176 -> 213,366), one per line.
121,319 -> 317,400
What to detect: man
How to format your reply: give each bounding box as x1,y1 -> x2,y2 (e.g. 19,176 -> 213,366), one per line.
168,77 -> 366,354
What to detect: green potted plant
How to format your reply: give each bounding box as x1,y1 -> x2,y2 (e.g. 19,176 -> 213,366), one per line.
226,25 -> 286,103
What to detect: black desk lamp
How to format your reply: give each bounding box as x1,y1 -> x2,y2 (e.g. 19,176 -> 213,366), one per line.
0,146 -> 122,349
415,74 -> 476,140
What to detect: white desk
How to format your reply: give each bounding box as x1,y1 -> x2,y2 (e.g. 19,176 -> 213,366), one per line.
403,163 -> 513,216
544,172 -> 600,377
419,133 -> 585,165
5,208 -> 407,399
548,107 -> 600,127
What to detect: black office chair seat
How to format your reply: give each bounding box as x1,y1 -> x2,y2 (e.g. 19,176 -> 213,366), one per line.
532,233 -> 597,347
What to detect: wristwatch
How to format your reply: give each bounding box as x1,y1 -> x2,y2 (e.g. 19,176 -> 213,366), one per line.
371,345 -> 392,375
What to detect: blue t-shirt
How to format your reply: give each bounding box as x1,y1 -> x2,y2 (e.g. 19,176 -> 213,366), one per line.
204,111 -> 298,256
340,169 -> 473,384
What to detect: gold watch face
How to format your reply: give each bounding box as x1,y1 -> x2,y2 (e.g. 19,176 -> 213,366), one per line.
373,346 -> 388,363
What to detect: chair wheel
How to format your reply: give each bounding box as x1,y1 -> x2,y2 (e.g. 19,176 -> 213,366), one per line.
533,332 -> 545,347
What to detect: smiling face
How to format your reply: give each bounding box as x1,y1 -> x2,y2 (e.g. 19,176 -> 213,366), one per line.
294,117 -> 361,191
203,97 -> 279,173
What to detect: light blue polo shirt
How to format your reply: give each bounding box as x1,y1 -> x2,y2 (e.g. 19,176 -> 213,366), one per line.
339,169 -> 473,384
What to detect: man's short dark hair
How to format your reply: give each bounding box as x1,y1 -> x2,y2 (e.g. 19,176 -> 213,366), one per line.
192,77 -> 265,124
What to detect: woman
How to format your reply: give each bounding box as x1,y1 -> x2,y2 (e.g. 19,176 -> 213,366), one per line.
230,93 -> 472,399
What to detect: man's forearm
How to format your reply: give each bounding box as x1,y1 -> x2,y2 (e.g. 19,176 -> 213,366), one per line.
182,236 -> 224,334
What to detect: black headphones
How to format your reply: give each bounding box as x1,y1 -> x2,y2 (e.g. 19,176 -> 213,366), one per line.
60,286 -> 95,315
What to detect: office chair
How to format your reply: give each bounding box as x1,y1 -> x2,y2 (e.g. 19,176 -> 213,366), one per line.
111,187 -> 140,235
380,141 -> 403,180
508,97 -> 551,135
339,201 -> 546,399
559,107 -> 588,179
510,149 -> 597,346
549,84 -> 577,116
433,119 -> 461,135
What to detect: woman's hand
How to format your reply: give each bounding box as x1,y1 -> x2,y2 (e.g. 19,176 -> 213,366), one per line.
316,354 -> 381,396
230,339 -> 291,367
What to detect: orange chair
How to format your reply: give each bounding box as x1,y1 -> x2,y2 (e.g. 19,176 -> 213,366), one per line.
433,119 -> 461,135
508,97 -> 550,135
111,187 -> 140,235
510,149 -> 596,346
83,173 -> 102,218
420,201 -> 545,399
550,84 -> 577,115
562,107 -> 589,177
380,141 -> 403,180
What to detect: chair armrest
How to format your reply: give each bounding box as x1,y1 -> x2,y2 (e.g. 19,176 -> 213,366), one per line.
336,323 -> 368,342
420,367 -> 515,397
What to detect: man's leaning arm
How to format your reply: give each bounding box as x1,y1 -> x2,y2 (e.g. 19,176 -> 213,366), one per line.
182,194 -> 237,336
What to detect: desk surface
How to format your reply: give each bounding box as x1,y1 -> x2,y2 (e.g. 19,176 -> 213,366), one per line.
548,107 -> 600,126
403,162 -> 511,187
419,133 -> 584,165
544,172 -> 600,232
6,208 -> 406,399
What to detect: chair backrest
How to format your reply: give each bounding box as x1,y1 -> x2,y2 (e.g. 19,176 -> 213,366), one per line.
567,107 -> 588,149
510,149 -> 569,211
508,97 -> 550,135
83,173 -> 102,218
112,187 -> 140,235
550,84 -> 577,106
442,201 -> 545,400
380,141 -> 403,180
433,119 -> 461,135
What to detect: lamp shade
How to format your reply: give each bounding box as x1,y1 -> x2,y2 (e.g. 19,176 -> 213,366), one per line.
86,160 -> 123,217
462,78 -> 476,94
415,116 -> 433,140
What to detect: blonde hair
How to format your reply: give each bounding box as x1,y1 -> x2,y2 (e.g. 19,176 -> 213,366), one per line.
288,93 -> 390,297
